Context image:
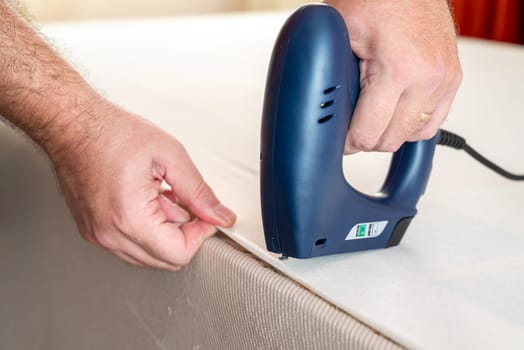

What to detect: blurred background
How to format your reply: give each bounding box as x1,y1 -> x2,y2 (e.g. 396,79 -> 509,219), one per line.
19,0 -> 304,21
16,0 -> 524,44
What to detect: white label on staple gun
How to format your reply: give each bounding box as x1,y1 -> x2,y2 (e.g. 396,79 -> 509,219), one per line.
345,221 -> 388,240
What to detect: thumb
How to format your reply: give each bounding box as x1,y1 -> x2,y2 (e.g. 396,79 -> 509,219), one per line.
160,147 -> 236,227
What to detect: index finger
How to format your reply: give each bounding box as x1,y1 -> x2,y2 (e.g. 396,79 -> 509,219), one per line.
346,76 -> 402,153
135,219 -> 217,267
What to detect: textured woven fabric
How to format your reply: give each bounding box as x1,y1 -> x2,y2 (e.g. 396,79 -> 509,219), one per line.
0,118 -> 402,350
170,234 -> 403,350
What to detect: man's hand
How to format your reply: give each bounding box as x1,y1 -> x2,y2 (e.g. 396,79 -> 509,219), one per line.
0,2 -> 235,270
325,0 -> 463,153
51,100 -> 236,270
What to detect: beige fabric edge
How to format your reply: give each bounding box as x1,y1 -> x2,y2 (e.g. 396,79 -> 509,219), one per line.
0,118 -> 402,350
178,233 -> 404,350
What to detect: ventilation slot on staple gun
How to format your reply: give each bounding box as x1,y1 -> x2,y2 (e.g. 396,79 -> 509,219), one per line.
323,85 -> 340,94
318,114 -> 334,124
320,100 -> 334,108
318,85 -> 340,124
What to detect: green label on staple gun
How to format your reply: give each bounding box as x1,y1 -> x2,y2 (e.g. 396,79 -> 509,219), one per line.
346,221 -> 389,241
357,224 -> 367,237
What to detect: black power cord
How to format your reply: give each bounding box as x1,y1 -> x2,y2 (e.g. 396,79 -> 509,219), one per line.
438,129 -> 524,181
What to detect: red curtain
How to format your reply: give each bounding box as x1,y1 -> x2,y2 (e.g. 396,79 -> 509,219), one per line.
452,0 -> 524,44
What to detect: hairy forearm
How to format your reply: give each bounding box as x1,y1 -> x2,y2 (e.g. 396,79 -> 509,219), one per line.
0,2 -> 105,158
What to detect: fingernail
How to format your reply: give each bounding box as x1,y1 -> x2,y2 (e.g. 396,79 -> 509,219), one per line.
213,204 -> 236,226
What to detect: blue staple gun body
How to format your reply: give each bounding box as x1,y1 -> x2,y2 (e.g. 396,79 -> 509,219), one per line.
260,4 -> 439,259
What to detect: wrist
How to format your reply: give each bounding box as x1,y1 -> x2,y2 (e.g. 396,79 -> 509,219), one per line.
41,88 -> 116,165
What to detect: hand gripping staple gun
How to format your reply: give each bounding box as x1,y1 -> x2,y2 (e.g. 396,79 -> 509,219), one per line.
260,4 -> 439,259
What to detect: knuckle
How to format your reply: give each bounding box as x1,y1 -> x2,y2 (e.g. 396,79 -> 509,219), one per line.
175,253 -> 193,267
377,142 -> 401,153
173,141 -> 189,159
352,135 -> 378,152
94,231 -> 118,250
112,215 -> 138,243
417,127 -> 439,140
451,64 -> 463,89
425,58 -> 447,90
192,179 -> 217,205
390,60 -> 413,86
344,145 -> 356,155
441,60 -> 463,92
349,129 -> 382,152
80,231 -> 100,246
